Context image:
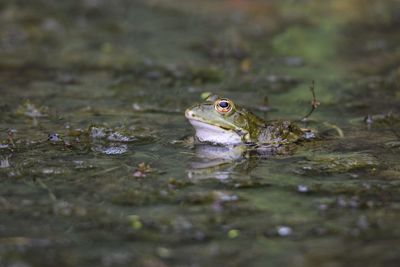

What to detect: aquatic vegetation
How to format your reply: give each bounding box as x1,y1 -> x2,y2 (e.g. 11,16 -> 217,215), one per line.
295,152 -> 378,175
1,0 -> 400,266
15,100 -> 48,118
133,162 -> 154,178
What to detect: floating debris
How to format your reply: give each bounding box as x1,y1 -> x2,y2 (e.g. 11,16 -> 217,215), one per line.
89,126 -> 138,142
48,133 -> 62,142
277,226 -> 293,237
297,184 -> 309,193
41,168 -> 64,175
103,145 -> 128,155
216,191 -> 239,202
364,115 -> 373,124
90,126 -> 107,139
92,144 -> 128,155
107,132 -> 135,142
228,229 -> 240,239
0,157 -> 10,168
133,162 -> 154,177
304,131 -> 316,140
128,215 -> 143,230
16,100 -> 47,118
73,160 -> 94,170
0,144 -> 9,149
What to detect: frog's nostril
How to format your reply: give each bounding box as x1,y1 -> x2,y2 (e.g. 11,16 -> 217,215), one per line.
185,110 -> 195,118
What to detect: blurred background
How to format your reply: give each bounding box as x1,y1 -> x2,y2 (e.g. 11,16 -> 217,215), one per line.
1,1 -> 400,267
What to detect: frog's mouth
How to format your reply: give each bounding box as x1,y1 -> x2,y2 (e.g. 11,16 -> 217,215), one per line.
185,116 -> 243,145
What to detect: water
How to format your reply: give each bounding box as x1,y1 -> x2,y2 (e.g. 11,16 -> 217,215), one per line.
1,0 -> 400,266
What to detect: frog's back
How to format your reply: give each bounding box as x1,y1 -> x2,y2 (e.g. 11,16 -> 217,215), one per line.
256,120 -> 306,145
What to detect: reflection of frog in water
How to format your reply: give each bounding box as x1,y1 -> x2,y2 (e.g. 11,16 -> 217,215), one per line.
185,94 -> 314,146
186,144 -> 259,183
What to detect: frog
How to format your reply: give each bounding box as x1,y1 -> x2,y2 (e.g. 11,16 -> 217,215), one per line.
185,94 -> 313,146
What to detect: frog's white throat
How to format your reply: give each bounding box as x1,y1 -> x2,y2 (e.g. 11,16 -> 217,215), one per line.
188,119 -> 242,145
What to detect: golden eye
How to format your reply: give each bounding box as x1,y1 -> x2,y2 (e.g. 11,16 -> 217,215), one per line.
215,98 -> 234,114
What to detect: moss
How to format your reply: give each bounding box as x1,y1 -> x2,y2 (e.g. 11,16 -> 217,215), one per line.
296,152 -> 378,174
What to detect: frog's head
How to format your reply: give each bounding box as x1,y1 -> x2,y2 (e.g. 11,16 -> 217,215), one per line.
185,94 -> 265,145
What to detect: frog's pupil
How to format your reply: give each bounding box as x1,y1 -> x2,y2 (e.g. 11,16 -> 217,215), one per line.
219,101 -> 229,108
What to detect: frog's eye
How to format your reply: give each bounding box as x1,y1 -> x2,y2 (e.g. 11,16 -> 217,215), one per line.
215,99 -> 234,114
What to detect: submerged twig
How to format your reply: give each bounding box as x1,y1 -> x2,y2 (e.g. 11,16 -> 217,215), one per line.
301,80 -> 320,121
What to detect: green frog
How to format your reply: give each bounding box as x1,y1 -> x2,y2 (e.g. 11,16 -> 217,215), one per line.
185,94 -> 313,146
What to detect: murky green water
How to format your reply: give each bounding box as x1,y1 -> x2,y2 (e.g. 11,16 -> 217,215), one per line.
1,0 -> 400,266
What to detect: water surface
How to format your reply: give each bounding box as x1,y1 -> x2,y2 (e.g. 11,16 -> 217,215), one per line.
1,1 -> 400,266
